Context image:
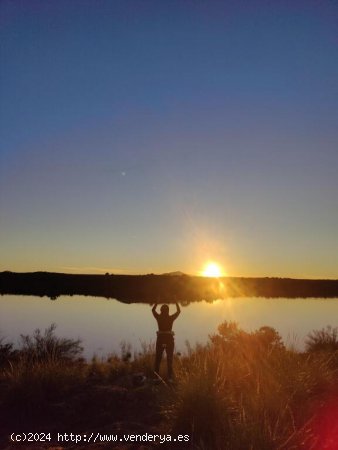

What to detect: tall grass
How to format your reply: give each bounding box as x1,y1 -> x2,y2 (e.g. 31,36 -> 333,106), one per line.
166,322 -> 338,449
1,323 -> 337,449
0,325 -> 85,428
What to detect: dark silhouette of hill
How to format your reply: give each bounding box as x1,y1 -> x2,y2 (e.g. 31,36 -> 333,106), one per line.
1,271 -> 338,302
161,271 -> 187,276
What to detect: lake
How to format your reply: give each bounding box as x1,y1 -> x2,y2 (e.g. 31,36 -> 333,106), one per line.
1,295 -> 337,359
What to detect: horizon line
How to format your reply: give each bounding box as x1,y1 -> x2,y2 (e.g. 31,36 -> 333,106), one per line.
1,269 -> 338,282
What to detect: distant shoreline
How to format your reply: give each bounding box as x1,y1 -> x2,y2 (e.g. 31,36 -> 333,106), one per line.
1,271 -> 338,302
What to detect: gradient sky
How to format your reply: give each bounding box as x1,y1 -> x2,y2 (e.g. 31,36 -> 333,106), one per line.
1,0 -> 338,278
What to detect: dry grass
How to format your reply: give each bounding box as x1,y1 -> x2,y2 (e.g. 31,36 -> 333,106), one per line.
165,322 -> 338,449
1,323 -> 337,449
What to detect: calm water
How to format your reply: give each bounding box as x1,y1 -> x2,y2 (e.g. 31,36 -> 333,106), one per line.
1,295 -> 337,358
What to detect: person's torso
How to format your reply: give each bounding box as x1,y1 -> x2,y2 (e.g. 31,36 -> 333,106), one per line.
156,315 -> 175,332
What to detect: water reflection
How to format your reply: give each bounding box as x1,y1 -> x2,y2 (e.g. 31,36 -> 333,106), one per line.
2,271 -> 338,301
0,295 -> 337,359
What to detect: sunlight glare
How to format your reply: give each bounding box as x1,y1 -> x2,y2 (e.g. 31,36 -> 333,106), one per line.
202,262 -> 223,277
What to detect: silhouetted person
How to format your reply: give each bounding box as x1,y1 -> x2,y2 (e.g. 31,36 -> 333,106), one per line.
152,302 -> 181,380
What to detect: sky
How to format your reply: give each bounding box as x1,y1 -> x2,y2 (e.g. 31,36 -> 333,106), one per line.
1,0 -> 338,278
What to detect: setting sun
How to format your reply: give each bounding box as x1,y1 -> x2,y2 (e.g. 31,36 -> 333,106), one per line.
202,262 -> 223,277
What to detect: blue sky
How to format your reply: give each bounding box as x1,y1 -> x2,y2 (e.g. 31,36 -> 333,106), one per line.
1,0 -> 338,277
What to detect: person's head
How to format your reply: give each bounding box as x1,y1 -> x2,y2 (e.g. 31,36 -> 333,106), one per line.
160,304 -> 169,316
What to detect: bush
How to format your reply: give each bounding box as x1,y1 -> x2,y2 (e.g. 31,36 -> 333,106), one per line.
210,321 -> 285,358
306,326 -> 338,352
0,337 -> 16,367
19,323 -> 83,364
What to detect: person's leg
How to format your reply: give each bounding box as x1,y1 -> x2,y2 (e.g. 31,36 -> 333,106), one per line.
154,337 -> 165,375
166,337 -> 175,379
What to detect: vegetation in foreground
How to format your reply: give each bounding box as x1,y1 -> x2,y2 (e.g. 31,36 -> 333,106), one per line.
0,324 -> 337,449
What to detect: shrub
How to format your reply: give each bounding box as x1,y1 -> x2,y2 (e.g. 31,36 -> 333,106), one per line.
0,337 -> 16,367
306,326 -> 338,352
210,321 -> 285,358
254,326 -> 285,352
19,323 -> 83,364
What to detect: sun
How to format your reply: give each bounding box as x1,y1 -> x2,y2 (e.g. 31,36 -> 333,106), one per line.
202,262 -> 223,277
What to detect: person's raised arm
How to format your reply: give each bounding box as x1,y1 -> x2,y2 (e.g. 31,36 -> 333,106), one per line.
171,302 -> 181,320
152,303 -> 159,319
